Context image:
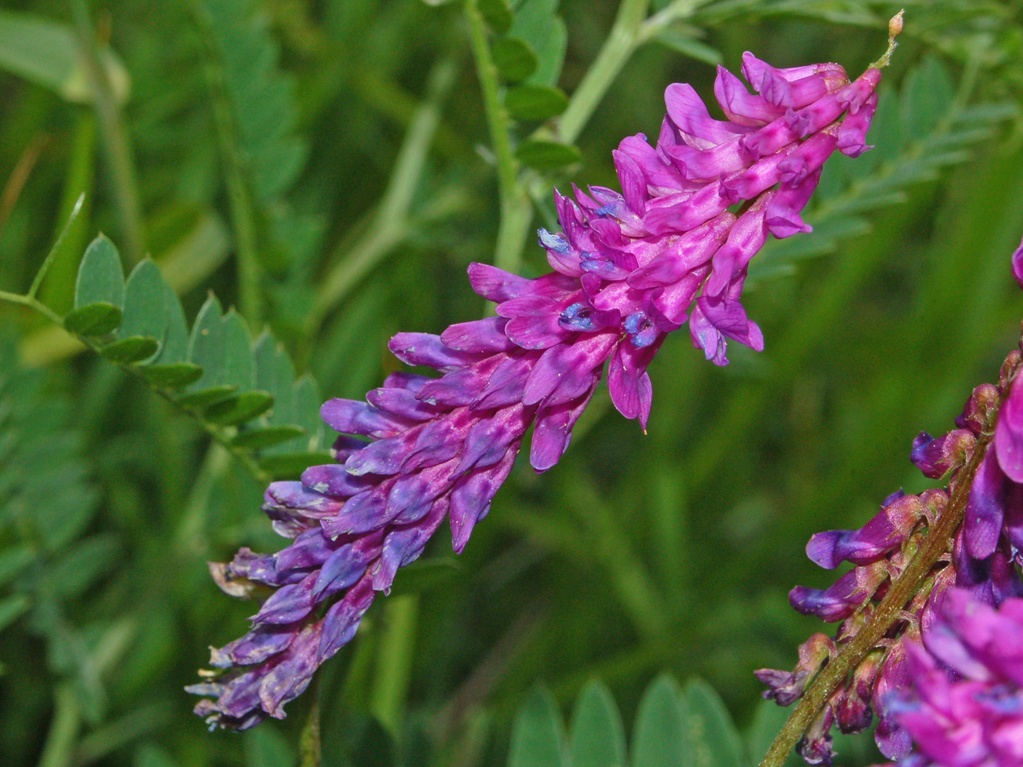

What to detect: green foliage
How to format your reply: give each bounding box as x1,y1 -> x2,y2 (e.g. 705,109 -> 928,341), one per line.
57,235 -> 325,481
508,676 -> 747,767
0,337 -> 108,720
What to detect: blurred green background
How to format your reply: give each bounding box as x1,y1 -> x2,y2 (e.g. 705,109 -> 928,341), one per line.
2,0 -> 1023,765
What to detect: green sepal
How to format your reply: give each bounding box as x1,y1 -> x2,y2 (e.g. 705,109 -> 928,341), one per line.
64,302 -> 123,336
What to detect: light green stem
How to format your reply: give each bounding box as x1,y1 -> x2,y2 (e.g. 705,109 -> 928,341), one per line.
310,58 -> 457,331
189,0 -> 264,325
71,1 -> 145,265
369,595 -> 419,736
557,0 -> 651,144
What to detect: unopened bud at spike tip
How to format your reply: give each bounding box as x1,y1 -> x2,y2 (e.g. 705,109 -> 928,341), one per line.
889,10 -> 904,40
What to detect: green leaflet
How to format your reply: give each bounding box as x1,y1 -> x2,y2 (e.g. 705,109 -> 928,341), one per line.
507,675 -> 749,767
570,680 -> 628,767
508,686 -> 570,767
54,235 -> 325,480
483,0 -> 578,171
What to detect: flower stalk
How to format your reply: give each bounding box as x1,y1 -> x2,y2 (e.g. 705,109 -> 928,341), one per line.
758,386 -> 1007,767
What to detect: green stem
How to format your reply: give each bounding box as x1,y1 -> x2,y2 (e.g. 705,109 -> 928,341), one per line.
759,354 -> 1019,766
463,0 -> 531,275
189,0 -> 264,326
71,0 -> 145,265
299,677 -> 322,767
310,58 -> 457,332
38,684 -> 80,767
369,595 -> 419,736
557,0 -> 650,144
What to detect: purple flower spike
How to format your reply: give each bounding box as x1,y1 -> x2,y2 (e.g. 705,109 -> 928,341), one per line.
192,46 -> 887,729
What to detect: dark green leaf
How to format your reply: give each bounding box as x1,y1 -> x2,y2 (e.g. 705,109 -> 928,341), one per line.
569,680 -> 627,767
508,686 -> 568,767
258,451 -> 333,479
509,0 -> 558,53
229,425 -> 306,449
64,303 -> 123,336
75,235 -> 125,309
141,363 -> 204,389
203,390 -> 274,426
528,16 -> 566,86
682,679 -> 743,767
0,594 -> 30,632
220,310 -> 255,389
493,37 -> 537,82
187,295 -> 226,389
175,385 -> 238,409
516,139 -> 581,170
631,675 -> 687,767
505,84 -> 568,120
99,336 -> 160,364
478,0 -> 514,34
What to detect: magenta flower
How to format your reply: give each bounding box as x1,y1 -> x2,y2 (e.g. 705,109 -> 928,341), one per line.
888,589 -> 1023,767
189,51 -> 885,730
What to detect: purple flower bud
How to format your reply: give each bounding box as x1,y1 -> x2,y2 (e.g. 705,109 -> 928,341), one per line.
911,429 -> 975,478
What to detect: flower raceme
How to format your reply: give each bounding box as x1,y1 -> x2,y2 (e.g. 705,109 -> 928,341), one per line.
188,50 -> 888,730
